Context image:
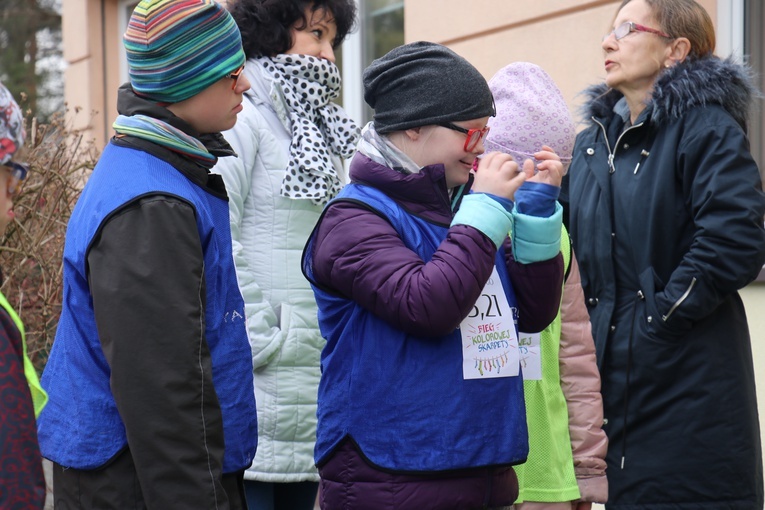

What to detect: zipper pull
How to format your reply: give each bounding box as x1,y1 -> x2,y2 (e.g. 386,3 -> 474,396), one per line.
634,149 -> 650,175
608,153 -> 615,174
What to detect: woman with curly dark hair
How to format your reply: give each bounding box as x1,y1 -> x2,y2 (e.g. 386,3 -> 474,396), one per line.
213,1 -> 358,509
229,0 -> 356,60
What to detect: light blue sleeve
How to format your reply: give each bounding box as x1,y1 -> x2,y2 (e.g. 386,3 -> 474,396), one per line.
451,193 -> 513,249
510,201 -> 563,263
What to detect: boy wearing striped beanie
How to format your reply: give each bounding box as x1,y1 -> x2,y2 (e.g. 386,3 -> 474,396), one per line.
37,1 -> 257,508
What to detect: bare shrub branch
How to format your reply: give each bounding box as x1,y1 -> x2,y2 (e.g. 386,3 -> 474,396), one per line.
0,107 -> 99,373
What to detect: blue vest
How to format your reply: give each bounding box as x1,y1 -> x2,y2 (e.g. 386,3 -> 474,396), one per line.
304,183 -> 528,472
38,143 -> 257,472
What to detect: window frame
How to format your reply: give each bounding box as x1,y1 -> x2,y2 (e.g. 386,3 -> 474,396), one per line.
340,0 -> 404,126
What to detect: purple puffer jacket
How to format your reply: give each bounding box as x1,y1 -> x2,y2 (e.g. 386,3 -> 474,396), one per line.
320,438 -> 519,510
311,153 -> 563,336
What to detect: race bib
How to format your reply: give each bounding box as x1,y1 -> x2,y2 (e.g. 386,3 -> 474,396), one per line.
517,332 -> 542,380
460,267 -> 519,379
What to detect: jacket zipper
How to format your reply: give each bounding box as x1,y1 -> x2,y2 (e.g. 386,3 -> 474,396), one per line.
592,116 -> 645,471
662,277 -> 697,322
593,117 -> 645,174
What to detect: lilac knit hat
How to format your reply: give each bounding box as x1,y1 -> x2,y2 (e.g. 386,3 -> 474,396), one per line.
485,62 -> 575,172
0,82 -> 25,166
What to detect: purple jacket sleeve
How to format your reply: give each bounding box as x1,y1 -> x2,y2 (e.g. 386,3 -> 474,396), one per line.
311,201 -> 497,338
311,201 -> 563,338
502,237 -> 564,333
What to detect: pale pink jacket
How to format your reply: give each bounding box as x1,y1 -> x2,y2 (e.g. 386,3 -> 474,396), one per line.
559,251 -> 608,503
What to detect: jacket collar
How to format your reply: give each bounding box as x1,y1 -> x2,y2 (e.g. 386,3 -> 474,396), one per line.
113,84 -> 231,197
581,56 -> 756,130
116,83 -> 237,158
243,61 -> 291,132
348,153 -> 472,224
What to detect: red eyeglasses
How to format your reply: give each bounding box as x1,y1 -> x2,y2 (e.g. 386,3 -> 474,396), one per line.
438,123 -> 491,152
226,65 -> 245,90
604,21 -> 671,41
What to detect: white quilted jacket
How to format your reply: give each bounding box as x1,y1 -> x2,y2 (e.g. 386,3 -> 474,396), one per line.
214,62 -> 347,482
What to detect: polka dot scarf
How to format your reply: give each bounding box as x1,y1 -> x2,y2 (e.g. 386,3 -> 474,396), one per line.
257,54 -> 360,204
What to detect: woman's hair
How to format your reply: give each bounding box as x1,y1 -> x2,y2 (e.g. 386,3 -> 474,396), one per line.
229,0 -> 357,59
619,0 -> 715,59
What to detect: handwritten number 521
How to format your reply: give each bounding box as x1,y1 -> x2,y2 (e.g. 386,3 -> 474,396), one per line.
468,294 -> 503,320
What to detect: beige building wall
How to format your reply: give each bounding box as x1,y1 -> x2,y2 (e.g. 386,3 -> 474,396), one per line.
62,0 -> 126,148
405,0 -> 717,118
741,284 -> 765,501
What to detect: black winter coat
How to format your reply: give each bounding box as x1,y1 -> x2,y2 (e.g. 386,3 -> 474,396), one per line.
562,56 -> 765,509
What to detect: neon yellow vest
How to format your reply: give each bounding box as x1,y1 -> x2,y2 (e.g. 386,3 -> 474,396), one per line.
0,291 -> 48,417
514,225 -> 579,503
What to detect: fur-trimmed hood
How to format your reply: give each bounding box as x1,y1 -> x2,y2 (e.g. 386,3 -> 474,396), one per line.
581,56 -> 758,130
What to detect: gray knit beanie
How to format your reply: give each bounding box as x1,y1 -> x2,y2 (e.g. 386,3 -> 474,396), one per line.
363,41 -> 495,134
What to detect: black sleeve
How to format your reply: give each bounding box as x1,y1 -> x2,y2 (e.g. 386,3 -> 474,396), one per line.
87,195 -> 231,509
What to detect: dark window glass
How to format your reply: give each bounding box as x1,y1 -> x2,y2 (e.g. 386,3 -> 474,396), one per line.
361,0 -> 404,123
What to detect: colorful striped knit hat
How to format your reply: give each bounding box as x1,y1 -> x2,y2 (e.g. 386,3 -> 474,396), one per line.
124,0 -> 245,104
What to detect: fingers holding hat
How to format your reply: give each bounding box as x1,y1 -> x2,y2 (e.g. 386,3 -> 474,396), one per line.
473,151 -> 528,201
527,145 -> 564,187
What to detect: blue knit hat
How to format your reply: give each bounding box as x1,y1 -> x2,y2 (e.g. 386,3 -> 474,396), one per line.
124,0 -> 246,104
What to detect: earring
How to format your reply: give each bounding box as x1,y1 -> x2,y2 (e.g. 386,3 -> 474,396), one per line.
665,63 -> 671,68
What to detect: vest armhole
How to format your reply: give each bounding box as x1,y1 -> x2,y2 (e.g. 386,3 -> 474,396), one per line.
84,192 -> 194,277
302,197 -> 397,297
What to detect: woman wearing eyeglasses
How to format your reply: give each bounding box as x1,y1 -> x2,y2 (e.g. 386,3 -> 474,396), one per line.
562,0 -> 765,508
0,81 -> 48,509
301,41 -> 566,510
212,1 -> 358,509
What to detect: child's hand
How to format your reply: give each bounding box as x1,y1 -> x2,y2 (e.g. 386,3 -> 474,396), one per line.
527,145 -> 564,187
472,151 -> 532,201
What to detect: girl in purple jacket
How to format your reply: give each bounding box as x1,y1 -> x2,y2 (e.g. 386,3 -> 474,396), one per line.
302,41 -> 565,510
